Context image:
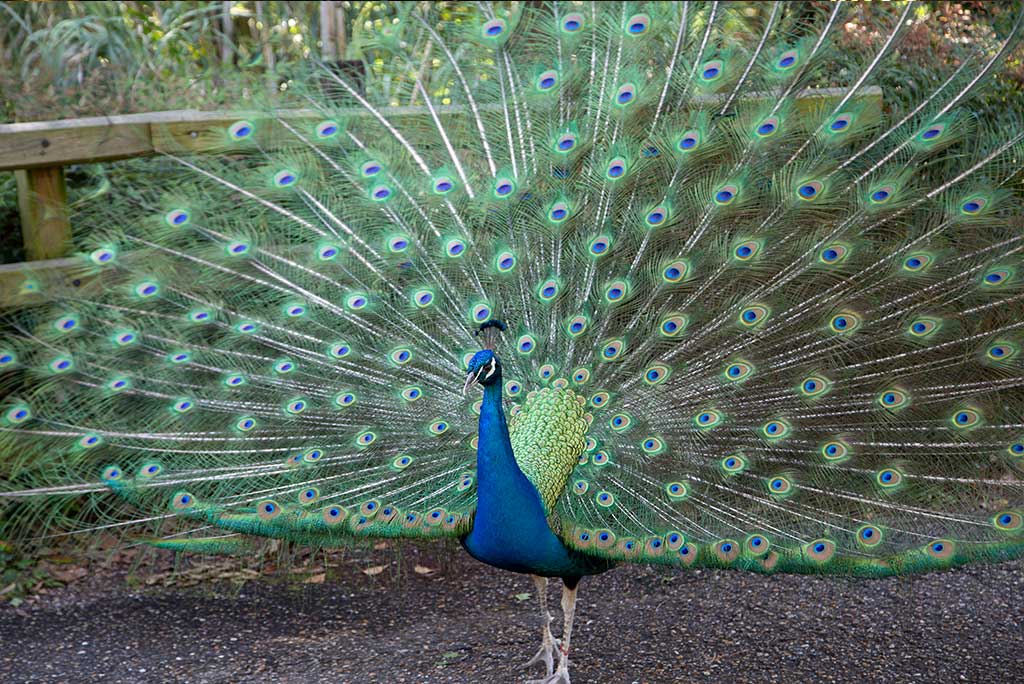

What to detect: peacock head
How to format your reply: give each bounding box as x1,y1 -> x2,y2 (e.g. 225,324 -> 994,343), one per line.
464,350 -> 502,394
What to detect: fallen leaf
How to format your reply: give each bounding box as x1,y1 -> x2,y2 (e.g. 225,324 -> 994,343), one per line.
413,565 -> 436,575
373,542 -> 389,550
362,565 -> 388,576
48,555 -> 77,565
305,573 -> 326,584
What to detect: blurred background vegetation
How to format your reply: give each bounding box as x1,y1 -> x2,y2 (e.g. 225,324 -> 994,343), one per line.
1,1 -> 1023,264
2,1 -> 1023,124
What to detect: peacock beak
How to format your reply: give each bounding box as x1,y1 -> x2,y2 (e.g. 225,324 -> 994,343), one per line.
463,369 -> 482,396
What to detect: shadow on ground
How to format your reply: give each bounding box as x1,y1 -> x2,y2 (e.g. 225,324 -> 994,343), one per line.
0,545 -> 1021,684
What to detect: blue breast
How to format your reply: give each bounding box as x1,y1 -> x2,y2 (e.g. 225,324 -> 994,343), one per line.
461,382 -> 605,578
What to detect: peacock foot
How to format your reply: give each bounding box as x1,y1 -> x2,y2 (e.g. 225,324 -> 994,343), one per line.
522,636 -> 560,675
525,666 -> 570,684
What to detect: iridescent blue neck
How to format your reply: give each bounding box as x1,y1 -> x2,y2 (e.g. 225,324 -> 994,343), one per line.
462,377 -> 587,577
474,381 -> 520,495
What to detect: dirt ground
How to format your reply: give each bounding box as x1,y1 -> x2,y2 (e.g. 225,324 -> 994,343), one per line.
0,544 -> 1021,684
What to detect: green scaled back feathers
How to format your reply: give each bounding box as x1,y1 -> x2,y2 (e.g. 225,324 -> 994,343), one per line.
1,1 -> 1023,578
509,388 -> 588,514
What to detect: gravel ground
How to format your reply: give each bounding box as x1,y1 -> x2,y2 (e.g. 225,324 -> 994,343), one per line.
0,546 -> 1021,684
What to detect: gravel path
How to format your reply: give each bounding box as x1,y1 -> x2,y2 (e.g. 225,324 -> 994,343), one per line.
1,546 -> 1021,684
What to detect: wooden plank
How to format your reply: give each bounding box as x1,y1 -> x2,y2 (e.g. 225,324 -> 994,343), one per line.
148,109 -> 320,154
15,167 -> 71,260
0,257 -> 100,309
0,86 -> 883,170
0,115 -> 153,170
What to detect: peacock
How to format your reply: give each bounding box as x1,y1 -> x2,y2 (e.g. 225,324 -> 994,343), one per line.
2,2 -> 1024,682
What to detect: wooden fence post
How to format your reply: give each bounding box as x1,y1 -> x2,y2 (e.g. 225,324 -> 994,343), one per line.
15,166 -> 71,260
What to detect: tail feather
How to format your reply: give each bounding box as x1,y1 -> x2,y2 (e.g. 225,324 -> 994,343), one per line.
1,2 -> 1022,574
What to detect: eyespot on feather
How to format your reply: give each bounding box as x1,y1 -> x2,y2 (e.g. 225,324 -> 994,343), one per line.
489,177 -> 516,199
877,388 -> 910,411
739,304 -> 770,328
677,130 -> 700,152
721,454 -> 746,474
536,69 -> 559,92
805,539 -> 836,563
828,113 -> 854,133
819,244 -> 850,265
694,409 -> 723,429
821,439 -> 851,462
662,260 -> 689,284
714,540 -> 740,563
700,59 -> 724,82
599,339 -> 625,361
614,83 -> 637,107
714,184 -> 738,205
908,317 -> 940,338
745,535 -> 770,556
315,120 -> 340,139
925,539 -> 955,561
796,180 -> 824,200
548,200 -> 571,223
724,360 -> 754,382
876,467 -> 904,488
659,314 -> 688,337
775,49 -> 799,71
172,491 -> 196,510
624,13 -> 649,35
323,505 -> 348,525
828,310 -> 861,334
857,525 -> 884,548
755,116 -> 780,138
766,476 -> 793,496
762,419 -> 791,440
481,18 -> 507,39
609,413 -> 632,431
560,13 -> 584,33
993,511 -> 1022,532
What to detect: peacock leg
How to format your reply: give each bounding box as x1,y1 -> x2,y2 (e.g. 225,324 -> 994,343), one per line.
523,574 -> 559,675
527,579 -> 578,684
552,580 -> 578,684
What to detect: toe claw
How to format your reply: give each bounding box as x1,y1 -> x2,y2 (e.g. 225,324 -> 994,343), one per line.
522,639 -> 558,675
524,673 -> 570,684
523,652 -> 552,672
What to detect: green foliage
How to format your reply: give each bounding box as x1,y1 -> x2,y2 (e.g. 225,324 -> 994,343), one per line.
0,1 -> 496,121
1,1 -> 314,121
4,2 -> 1017,123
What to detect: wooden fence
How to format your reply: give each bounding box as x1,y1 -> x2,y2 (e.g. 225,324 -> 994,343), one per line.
0,86 -> 882,307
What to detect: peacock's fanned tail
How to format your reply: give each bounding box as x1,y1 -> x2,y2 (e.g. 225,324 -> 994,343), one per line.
1,1 -> 1023,575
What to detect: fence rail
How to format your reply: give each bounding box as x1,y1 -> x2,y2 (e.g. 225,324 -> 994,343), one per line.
0,86 -> 882,306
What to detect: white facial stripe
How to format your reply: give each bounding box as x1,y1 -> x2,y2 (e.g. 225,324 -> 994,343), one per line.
484,359 -> 497,379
